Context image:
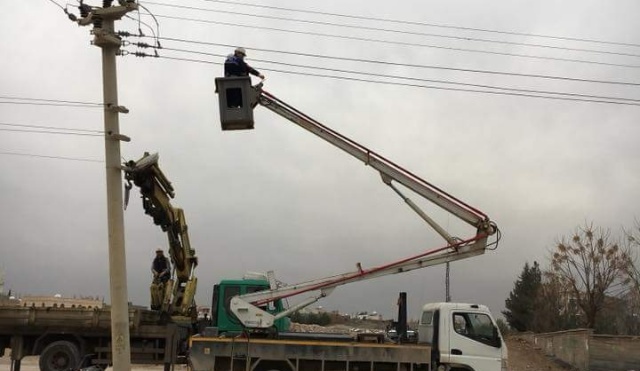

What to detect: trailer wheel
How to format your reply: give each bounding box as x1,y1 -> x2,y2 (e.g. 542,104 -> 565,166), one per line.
39,340 -> 80,371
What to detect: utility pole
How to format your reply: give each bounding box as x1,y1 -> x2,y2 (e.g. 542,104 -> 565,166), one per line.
77,2 -> 137,370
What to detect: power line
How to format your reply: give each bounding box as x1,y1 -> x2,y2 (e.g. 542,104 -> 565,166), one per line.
0,95 -> 103,106
0,101 -> 103,108
151,36 -> 640,87
160,46 -> 640,103
44,0 -> 65,11
0,151 -> 102,163
197,0 -> 640,49
146,14 -> 640,69
0,128 -> 103,137
0,122 -> 104,133
153,55 -> 640,107
145,1 -> 640,59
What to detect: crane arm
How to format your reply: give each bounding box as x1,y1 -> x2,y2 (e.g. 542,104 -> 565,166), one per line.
218,82 -> 499,330
256,89 -> 495,239
123,152 -> 198,317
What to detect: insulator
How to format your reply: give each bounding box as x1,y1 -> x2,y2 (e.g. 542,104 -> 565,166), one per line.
92,16 -> 103,29
78,3 -> 90,18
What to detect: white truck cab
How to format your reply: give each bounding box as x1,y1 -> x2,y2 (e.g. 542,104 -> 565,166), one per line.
418,302 -> 508,371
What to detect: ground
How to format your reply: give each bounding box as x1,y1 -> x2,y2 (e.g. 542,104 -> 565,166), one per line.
2,338 -> 568,371
506,336 -> 571,371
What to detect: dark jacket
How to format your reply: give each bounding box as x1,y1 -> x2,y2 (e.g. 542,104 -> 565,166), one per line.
152,256 -> 171,281
224,54 -> 260,77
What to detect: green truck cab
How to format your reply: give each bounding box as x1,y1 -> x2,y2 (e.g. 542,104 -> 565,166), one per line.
210,278 -> 290,335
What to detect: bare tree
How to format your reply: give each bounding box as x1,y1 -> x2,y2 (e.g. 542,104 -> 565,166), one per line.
623,221 -> 640,297
550,223 -> 629,329
532,270 -> 583,332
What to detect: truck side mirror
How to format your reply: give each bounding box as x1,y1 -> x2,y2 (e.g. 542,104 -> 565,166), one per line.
492,326 -> 502,348
214,76 -> 257,131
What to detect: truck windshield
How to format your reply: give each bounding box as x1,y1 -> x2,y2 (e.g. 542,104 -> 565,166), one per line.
452,312 -> 500,347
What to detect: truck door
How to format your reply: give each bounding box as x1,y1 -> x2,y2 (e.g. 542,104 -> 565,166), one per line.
448,311 -> 503,371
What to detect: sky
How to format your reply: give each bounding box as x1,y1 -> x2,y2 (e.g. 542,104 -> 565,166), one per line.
1,0 -> 639,321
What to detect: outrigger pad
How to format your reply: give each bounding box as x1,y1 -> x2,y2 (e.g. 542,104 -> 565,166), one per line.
215,76 -> 255,131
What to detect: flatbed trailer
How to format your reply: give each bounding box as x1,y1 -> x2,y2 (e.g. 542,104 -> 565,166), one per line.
189,335 -> 431,371
0,306 -> 191,371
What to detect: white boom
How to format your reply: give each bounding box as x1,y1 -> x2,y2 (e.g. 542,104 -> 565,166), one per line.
226,83 -> 499,330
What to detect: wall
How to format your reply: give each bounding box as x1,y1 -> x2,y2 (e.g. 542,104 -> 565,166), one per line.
522,329 -> 640,371
533,329 -> 590,370
590,335 -> 640,371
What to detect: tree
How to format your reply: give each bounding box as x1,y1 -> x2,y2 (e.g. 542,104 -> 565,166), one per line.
531,271 -> 578,332
503,261 -> 541,332
495,318 -> 510,336
550,223 -> 629,329
623,221 -> 640,298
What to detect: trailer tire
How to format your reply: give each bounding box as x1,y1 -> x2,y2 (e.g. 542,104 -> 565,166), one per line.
39,340 -> 80,371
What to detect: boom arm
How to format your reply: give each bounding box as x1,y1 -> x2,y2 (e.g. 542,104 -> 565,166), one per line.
223,83 -> 498,329
123,153 -> 198,317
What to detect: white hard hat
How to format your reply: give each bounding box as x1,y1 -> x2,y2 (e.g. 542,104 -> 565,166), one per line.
235,47 -> 247,56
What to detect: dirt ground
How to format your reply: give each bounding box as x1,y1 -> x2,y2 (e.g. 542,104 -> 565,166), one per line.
506,336 -> 571,371
2,339 -> 569,371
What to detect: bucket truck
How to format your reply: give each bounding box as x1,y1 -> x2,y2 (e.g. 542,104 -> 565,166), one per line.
187,77 -> 507,371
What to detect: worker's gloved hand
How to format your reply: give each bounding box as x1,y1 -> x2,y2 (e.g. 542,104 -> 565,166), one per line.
259,74 -> 265,80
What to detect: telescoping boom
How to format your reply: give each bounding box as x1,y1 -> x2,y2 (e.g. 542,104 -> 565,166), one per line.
214,77 -> 499,330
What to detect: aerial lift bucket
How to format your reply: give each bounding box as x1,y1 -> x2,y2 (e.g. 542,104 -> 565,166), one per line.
215,76 -> 256,131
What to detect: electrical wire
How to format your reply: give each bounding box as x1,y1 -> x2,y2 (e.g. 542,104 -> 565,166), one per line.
0,128 -> 103,137
160,46 -> 640,103
0,122 -> 103,133
148,36 -> 640,87
0,95 -> 103,106
0,151 -> 102,163
153,54 -> 640,107
197,0 -> 640,49
137,2 -> 162,44
0,122 -> 104,134
145,13 -> 640,69
125,14 -> 157,42
45,0 -> 65,11
144,1 -> 640,59
0,101 -> 104,108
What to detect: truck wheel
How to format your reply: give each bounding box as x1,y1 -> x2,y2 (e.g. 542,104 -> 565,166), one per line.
39,340 -> 80,371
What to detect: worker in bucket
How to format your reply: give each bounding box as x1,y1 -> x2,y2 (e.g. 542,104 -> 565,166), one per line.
224,47 -> 265,80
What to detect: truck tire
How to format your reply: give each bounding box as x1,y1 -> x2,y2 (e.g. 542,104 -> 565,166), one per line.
39,340 -> 80,371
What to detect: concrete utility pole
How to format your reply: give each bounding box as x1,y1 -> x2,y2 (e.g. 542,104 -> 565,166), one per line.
78,2 -> 137,370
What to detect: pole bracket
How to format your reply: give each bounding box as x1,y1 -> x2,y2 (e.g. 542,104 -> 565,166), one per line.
107,133 -> 131,142
106,104 -> 130,113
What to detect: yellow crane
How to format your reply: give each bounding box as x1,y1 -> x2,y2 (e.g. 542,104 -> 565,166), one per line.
124,153 -> 198,318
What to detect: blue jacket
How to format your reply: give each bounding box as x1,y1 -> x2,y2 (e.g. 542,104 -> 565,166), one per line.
224,54 -> 260,77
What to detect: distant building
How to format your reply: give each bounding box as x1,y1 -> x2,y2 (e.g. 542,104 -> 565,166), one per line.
354,311 -> 384,321
21,295 -> 103,309
197,306 -> 211,320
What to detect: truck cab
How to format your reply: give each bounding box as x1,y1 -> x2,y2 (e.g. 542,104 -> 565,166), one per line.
211,279 -> 290,335
418,303 -> 508,371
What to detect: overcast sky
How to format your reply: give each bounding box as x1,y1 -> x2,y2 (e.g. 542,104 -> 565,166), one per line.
1,0 -> 639,321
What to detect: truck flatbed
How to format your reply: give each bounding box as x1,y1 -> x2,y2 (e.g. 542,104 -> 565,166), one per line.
189,335 -> 431,371
0,306 -> 191,371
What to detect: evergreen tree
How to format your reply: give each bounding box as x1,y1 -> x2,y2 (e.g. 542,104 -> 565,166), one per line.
503,261 -> 541,332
